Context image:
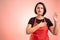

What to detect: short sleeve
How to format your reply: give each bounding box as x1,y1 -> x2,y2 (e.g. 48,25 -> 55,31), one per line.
45,18 -> 53,29
28,17 -> 35,27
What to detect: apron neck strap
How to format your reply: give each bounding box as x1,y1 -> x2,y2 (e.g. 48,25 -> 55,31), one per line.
35,17 -> 46,22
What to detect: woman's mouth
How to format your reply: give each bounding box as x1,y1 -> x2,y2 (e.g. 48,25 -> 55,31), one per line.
38,11 -> 41,12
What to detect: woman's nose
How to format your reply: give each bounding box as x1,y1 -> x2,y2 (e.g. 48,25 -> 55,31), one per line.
39,8 -> 41,11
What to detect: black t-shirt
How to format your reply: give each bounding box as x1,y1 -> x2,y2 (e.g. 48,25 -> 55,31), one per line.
28,17 -> 53,30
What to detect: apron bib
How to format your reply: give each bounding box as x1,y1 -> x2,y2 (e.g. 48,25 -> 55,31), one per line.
30,17 -> 49,40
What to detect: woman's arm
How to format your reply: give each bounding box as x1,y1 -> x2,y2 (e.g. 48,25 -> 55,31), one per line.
26,22 -> 46,34
49,13 -> 58,35
26,24 -> 40,34
49,20 -> 58,35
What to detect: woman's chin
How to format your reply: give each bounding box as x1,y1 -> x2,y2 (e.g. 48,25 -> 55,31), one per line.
37,14 -> 42,16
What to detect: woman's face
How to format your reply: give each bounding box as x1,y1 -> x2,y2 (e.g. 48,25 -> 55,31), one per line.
36,4 -> 44,16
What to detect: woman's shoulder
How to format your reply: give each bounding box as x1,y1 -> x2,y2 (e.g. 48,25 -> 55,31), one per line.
44,17 -> 50,21
28,17 -> 36,26
30,17 -> 36,20
44,17 -> 53,24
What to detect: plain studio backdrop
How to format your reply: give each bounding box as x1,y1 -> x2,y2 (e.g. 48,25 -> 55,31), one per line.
0,0 -> 60,40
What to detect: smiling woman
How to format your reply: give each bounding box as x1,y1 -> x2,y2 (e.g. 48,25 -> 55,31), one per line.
26,2 -> 58,40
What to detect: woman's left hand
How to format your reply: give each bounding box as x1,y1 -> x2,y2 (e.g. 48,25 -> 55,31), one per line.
53,13 -> 58,22
49,13 -> 58,35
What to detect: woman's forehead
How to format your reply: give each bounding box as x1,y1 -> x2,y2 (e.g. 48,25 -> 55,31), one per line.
37,4 -> 43,7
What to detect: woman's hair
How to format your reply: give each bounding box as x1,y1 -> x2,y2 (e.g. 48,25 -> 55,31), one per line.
34,2 -> 46,16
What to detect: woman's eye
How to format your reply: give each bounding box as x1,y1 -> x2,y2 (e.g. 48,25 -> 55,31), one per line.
41,7 -> 43,9
37,7 -> 40,9
37,7 -> 43,9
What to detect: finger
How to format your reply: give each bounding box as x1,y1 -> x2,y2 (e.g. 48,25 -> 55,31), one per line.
55,12 -> 58,17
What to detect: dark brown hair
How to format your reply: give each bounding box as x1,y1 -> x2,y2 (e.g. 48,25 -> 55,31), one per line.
34,2 -> 46,16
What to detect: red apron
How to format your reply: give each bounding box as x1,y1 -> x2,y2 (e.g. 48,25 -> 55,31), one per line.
30,17 -> 49,40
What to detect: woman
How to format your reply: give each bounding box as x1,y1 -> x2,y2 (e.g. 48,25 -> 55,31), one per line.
26,2 -> 58,40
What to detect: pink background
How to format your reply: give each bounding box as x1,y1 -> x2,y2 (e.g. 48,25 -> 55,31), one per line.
0,0 -> 60,40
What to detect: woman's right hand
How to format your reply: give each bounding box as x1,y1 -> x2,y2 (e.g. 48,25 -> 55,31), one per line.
26,22 -> 47,34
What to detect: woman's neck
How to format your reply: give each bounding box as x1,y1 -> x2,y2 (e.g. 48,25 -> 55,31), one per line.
36,15 -> 44,20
